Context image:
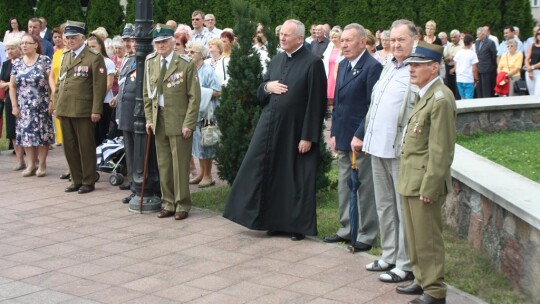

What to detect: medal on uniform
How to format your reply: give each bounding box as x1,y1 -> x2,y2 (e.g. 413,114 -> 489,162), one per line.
413,122 -> 420,133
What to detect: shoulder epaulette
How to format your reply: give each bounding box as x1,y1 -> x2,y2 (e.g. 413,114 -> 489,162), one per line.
146,52 -> 157,60
434,91 -> 445,100
179,54 -> 192,62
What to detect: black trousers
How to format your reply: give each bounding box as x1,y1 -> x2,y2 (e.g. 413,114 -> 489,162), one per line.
95,103 -> 113,145
476,72 -> 496,98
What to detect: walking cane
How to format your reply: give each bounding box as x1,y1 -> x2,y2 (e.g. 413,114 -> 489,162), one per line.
139,130 -> 152,214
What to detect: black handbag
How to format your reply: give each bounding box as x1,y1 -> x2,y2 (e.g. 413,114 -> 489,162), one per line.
513,79 -> 529,95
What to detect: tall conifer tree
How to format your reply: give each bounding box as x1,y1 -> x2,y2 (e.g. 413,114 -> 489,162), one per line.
35,0 -> 84,29
0,0 -> 35,38
86,0 -> 125,35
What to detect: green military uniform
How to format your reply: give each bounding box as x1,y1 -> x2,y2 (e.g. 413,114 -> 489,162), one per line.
397,78 -> 457,299
143,25 -> 200,213
54,21 -> 107,188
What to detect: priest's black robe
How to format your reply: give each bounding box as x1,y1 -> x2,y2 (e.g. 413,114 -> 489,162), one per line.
223,46 -> 327,236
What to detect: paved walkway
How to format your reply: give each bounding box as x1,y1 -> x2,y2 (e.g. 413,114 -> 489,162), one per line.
0,147 -> 484,303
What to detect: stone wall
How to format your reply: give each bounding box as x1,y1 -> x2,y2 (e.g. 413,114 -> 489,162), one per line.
444,180 -> 540,301
449,96 -> 540,301
456,108 -> 540,135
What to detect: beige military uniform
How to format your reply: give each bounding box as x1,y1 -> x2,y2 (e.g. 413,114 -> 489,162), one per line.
397,79 -> 457,299
54,46 -> 107,186
143,52 -> 200,212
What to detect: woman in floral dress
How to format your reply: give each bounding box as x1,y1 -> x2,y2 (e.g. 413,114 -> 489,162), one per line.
9,34 -> 54,177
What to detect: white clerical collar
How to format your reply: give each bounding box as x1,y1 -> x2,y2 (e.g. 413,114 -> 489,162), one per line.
285,44 -> 303,57
419,76 -> 441,98
348,50 -> 366,69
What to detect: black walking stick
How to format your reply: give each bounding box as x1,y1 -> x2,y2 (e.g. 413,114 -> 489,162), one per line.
139,130 -> 152,214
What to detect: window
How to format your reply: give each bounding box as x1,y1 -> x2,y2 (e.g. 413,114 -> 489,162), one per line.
532,0 -> 539,8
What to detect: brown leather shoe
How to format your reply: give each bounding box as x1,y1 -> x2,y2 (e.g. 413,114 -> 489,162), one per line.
174,211 -> 188,220
409,294 -> 446,304
157,210 -> 175,218
78,185 -> 95,194
396,282 -> 423,295
65,184 -> 82,192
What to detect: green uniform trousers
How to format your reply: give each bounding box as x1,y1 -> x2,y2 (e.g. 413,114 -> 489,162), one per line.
60,117 -> 97,186
402,195 -> 446,299
154,111 -> 192,212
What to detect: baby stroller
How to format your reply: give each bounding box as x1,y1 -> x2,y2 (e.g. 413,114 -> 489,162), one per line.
96,136 -> 128,186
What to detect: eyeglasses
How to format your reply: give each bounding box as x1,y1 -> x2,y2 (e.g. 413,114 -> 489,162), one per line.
205,19 -> 214,22
536,32 -> 540,36
20,41 -> 36,45
192,18 -> 200,21
175,43 -> 182,46
508,45 -> 515,48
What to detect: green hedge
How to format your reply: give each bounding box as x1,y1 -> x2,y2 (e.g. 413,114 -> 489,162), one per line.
1,0 -> 534,41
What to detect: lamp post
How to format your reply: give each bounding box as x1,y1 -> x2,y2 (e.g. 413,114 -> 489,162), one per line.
129,0 -> 161,212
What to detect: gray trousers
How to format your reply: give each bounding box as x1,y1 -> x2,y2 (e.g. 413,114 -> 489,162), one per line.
372,156 -> 411,271
123,130 -> 135,192
336,151 -> 378,245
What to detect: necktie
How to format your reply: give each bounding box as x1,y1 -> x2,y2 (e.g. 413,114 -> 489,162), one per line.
158,58 -> 167,95
69,51 -> 76,65
346,62 -> 352,74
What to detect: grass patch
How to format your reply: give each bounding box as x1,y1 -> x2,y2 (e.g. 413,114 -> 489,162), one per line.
457,130 -> 540,183
192,164 -> 527,303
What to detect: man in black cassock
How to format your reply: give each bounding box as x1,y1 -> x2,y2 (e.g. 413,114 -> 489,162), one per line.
223,19 -> 327,241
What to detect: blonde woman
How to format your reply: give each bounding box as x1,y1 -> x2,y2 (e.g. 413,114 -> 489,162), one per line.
204,38 -> 230,87
322,29 -> 343,112
424,20 -> 442,45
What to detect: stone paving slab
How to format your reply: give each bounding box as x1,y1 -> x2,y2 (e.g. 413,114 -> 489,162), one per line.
0,148 -> 485,303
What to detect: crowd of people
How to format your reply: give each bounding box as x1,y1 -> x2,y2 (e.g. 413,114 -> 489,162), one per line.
0,11 -> 539,304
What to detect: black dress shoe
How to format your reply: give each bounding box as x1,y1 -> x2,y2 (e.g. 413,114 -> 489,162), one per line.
409,294 -> 446,304
65,184 -> 82,192
396,282 -> 423,295
323,234 -> 348,243
266,230 -> 283,236
347,242 -> 372,252
122,192 -> 135,204
60,173 -> 71,180
291,233 -> 305,241
78,185 -> 95,194
119,184 -> 131,190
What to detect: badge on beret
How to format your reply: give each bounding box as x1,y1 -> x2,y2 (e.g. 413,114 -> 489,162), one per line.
99,67 -> 105,74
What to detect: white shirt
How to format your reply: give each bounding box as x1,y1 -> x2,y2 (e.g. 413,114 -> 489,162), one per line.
103,57 -> 116,104
363,59 -> 410,158
206,27 -> 222,39
488,34 -> 499,49
204,56 -> 230,86
348,50 -> 365,70
454,49 -> 479,83
158,51 -> 174,107
40,28 -> 47,39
